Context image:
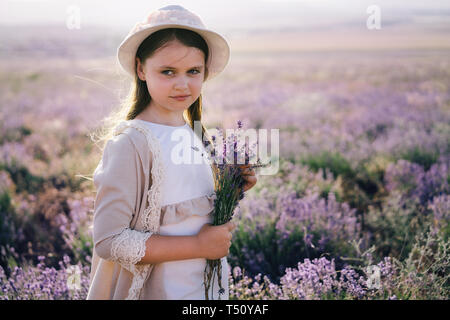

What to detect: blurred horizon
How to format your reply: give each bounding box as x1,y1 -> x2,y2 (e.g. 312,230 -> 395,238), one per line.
1,0 -> 450,59
1,0 -> 450,32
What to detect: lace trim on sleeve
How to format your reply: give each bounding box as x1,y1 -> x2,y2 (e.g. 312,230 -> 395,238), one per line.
110,228 -> 153,272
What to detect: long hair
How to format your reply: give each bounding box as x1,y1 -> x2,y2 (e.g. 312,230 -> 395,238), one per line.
88,28 -> 218,180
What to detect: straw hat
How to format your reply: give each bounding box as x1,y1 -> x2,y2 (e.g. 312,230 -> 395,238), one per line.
117,5 -> 230,81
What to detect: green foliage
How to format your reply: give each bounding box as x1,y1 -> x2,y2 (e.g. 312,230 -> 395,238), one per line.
0,190 -> 19,273
65,227 -> 93,267
397,146 -> 439,171
298,152 -> 384,216
229,214 -> 359,285
300,151 -> 355,180
365,195 -> 433,261
390,225 -> 450,299
252,158 -> 345,203
0,125 -> 32,144
0,161 -> 45,194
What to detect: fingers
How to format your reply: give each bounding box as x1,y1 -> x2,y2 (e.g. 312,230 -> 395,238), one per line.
243,176 -> 257,184
226,221 -> 236,231
240,166 -> 256,176
242,175 -> 257,192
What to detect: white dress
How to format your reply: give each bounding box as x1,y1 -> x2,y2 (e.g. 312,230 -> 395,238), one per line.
134,119 -> 230,300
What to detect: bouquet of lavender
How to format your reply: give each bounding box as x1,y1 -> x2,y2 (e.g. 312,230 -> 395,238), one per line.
203,121 -> 269,300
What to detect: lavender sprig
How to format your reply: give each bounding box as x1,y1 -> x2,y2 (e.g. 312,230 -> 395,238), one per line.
203,120 -> 270,299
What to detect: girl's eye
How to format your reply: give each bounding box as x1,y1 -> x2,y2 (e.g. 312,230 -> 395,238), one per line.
161,69 -> 200,76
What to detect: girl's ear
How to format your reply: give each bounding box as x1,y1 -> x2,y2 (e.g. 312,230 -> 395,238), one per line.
136,57 -> 146,81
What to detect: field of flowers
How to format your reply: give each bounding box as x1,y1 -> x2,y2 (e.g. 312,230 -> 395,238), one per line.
0,27 -> 449,299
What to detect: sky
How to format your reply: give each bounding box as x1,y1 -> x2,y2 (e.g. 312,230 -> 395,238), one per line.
1,0 -> 450,33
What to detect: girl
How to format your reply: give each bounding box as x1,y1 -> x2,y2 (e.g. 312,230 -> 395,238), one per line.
87,5 -> 257,300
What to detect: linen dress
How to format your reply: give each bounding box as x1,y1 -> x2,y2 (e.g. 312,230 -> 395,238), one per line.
88,119 -> 229,300
136,119 -> 229,300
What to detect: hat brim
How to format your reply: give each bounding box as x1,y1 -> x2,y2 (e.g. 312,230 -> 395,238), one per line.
117,24 -> 230,81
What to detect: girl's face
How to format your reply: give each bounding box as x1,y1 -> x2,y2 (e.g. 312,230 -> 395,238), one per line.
136,40 -> 205,116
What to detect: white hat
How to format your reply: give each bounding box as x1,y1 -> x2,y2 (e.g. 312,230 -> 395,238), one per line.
117,5 -> 230,81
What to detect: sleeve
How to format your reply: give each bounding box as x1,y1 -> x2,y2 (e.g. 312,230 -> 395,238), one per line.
92,133 -> 153,272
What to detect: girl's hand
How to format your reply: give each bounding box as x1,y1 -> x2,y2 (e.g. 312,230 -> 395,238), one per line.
238,164 -> 257,192
196,221 -> 236,260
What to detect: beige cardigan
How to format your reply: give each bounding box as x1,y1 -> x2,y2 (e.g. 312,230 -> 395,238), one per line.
86,119 -> 217,300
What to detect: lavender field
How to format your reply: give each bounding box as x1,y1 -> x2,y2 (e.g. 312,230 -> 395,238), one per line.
0,24 -> 449,300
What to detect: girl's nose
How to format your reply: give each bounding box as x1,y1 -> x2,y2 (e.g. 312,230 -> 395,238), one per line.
174,75 -> 190,88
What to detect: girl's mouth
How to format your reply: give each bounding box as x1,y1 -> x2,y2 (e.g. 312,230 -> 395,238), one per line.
171,95 -> 190,101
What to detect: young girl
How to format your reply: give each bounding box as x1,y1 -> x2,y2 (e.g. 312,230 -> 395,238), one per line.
87,5 -> 257,300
